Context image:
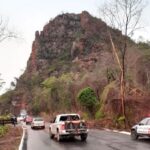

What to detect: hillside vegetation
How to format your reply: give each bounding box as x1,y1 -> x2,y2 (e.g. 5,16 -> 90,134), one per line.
1,11 -> 150,129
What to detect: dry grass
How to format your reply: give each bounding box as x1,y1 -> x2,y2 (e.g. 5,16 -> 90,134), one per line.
0,125 -> 22,150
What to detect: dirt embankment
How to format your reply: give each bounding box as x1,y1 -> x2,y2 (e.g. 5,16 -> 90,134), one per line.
0,125 -> 22,150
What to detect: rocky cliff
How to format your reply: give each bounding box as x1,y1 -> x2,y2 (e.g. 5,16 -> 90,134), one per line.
26,11 -> 117,76
1,11 -> 150,128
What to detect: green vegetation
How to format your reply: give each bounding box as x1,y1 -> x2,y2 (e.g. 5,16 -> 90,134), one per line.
77,87 -> 99,116
0,125 -> 9,137
31,98 -> 41,115
137,41 -> 150,50
114,115 -> 126,128
31,73 -> 74,114
95,111 -> 105,120
42,76 -> 58,88
95,81 -> 116,119
48,59 -> 71,74
2,11 -> 150,130
82,112 -> 89,120
0,90 -> 12,104
23,74 -> 43,90
0,114 -> 11,120
100,81 -> 116,109
106,68 -> 118,83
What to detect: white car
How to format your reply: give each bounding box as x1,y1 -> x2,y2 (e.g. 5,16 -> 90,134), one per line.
131,117 -> 150,140
31,117 -> 45,129
17,115 -> 26,123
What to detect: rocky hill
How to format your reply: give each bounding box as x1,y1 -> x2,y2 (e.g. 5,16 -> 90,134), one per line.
1,11 -> 150,128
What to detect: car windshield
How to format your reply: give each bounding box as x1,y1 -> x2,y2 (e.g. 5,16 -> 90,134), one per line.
34,118 -> 43,121
60,115 -> 79,121
139,118 -> 150,125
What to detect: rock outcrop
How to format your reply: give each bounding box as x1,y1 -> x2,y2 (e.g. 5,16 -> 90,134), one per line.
1,11 -> 150,127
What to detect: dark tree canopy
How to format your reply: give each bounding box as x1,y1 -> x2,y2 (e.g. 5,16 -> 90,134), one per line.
77,87 -> 99,112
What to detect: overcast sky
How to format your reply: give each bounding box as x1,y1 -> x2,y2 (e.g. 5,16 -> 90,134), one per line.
0,0 -> 150,94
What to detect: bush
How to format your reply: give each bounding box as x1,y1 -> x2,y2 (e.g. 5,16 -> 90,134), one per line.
41,73 -> 73,112
0,125 -> 9,137
77,87 -> 99,115
137,41 -> 150,50
117,116 -> 125,123
82,112 -> 89,120
95,111 -> 105,120
113,115 -> 125,128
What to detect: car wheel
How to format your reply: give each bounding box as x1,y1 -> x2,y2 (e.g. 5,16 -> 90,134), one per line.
80,134 -> 87,141
49,128 -> 54,139
131,130 -> 138,140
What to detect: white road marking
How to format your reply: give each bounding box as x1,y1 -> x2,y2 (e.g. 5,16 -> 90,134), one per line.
104,128 -> 130,135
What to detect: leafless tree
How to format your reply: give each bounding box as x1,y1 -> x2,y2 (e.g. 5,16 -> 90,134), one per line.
99,0 -> 145,122
0,16 -> 17,42
0,74 -> 5,89
0,16 -> 18,91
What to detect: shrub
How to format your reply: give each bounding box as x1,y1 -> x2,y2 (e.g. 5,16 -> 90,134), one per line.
95,111 -> 105,120
117,116 -> 126,128
137,41 -> 150,50
77,87 -> 99,115
0,125 -> 9,137
41,73 -> 73,112
82,112 -> 89,120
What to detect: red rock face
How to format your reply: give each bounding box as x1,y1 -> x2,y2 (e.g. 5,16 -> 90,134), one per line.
80,11 -> 107,37
25,11 -> 115,75
30,41 -> 37,72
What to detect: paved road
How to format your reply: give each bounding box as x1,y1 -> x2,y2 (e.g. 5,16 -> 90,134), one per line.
26,125 -> 150,150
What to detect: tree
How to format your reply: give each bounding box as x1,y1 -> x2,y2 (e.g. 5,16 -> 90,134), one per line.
77,87 -> 99,115
0,16 -> 17,42
0,16 -> 18,92
0,74 -> 5,90
99,0 -> 145,122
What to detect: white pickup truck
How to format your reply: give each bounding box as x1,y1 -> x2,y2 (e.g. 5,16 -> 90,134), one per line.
49,113 -> 88,141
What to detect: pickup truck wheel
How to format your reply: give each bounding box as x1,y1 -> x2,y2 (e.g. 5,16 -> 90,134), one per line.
131,130 -> 138,140
49,128 -> 54,139
56,130 -> 62,142
80,134 -> 87,141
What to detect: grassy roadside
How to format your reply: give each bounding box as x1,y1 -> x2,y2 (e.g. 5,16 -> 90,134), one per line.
0,125 -> 9,137
0,125 -> 22,150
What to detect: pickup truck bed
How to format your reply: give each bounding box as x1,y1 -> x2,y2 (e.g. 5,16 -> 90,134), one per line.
49,114 -> 88,141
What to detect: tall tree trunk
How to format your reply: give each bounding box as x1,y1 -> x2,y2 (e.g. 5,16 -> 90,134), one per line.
120,71 -> 125,117
121,36 -> 127,127
108,30 -> 126,123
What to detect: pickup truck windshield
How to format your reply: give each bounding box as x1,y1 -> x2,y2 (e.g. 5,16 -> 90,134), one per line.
60,115 -> 79,121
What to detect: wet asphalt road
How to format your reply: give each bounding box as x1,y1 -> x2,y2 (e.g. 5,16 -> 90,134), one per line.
26,125 -> 150,150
